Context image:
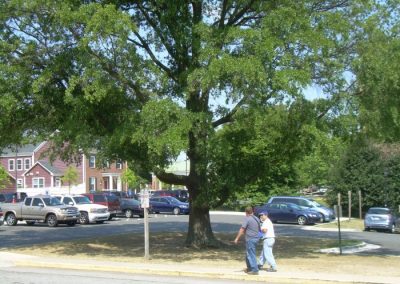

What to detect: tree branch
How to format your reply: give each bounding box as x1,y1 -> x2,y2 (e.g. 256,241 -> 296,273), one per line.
131,31 -> 177,81
212,96 -> 247,128
154,169 -> 189,186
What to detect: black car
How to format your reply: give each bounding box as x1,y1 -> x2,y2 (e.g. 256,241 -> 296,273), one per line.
119,198 -> 145,218
254,202 -> 322,225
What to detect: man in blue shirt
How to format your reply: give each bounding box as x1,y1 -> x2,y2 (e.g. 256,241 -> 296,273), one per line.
234,206 -> 260,275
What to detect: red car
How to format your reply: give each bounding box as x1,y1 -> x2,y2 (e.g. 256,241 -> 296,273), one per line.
83,193 -> 121,220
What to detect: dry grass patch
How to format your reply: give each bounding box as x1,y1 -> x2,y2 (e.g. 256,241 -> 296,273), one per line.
10,232 -> 357,264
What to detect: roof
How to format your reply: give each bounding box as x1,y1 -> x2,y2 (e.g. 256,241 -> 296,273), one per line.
24,160 -> 63,176
0,142 -> 46,157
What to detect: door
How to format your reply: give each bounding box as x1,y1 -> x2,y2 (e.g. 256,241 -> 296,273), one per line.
29,198 -> 46,220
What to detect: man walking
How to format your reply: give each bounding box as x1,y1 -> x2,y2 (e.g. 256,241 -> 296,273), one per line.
234,206 -> 260,275
258,211 -> 277,272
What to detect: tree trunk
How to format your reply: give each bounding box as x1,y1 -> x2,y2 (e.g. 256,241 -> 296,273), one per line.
185,202 -> 219,248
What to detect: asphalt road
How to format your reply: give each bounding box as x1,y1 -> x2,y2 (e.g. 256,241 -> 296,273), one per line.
0,213 -> 399,255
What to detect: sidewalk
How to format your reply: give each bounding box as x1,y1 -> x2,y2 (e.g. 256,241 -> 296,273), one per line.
0,251 -> 399,284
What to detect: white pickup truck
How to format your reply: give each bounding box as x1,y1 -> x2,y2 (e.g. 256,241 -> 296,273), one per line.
55,195 -> 110,224
2,194 -> 80,227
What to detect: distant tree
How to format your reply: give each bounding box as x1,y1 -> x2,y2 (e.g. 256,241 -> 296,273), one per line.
121,167 -> 147,192
61,166 -> 79,195
327,139 -> 400,214
0,165 -> 10,190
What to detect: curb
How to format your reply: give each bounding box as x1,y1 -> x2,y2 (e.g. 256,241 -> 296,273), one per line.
14,260 -> 285,283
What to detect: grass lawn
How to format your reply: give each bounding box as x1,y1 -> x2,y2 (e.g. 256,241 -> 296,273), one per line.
8,231 -> 400,280
316,218 -> 365,231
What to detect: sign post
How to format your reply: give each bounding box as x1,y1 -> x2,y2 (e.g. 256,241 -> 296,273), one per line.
140,189 -> 150,260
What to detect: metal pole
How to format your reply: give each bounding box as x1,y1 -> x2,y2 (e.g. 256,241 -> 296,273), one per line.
144,207 -> 149,260
348,191 -> 351,221
358,190 -> 362,219
334,205 -> 342,255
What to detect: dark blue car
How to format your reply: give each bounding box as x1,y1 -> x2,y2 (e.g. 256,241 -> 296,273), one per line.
150,196 -> 190,215
254,202 -> 322,225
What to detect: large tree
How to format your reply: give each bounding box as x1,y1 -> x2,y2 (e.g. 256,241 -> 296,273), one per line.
0,0 -> 372,246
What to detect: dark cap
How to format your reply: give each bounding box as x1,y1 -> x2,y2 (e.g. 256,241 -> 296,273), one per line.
258,211 -> 268,216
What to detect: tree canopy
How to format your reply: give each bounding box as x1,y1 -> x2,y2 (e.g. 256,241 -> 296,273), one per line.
0,0 -> 381,246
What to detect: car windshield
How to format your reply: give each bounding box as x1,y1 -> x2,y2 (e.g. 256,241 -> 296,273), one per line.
42,197 -> 63,206
368,208 -> 390,215
73,196 -> 91,204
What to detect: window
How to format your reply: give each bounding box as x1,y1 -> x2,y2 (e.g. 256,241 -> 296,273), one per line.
55,177 -> 61,187
89,155 -> 96,168
24,198 -> 32,206
63,197 -> 73,205
103,160 -> 110,169
17,179 -> 23,188
8,159 -> 15,171
16,159 -> 23,171
33,177 -> 44,188
89,177 -> 96,191
116,160 -> 123,169
24,158 -> 31,170
32,198 -> 42,206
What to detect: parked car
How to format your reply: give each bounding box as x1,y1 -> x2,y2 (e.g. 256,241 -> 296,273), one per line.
267,196 -> 335,222
151,189 -> 189,202
0,207 -> 4,226
254,202 -> 322,225
364,207 -> 400,233
120,198 -> 145,218
83,192 -> 121,220
55,195 -> 110,224
0,192 -> 27,203
150,196 -> 190,215
1,195 -> 80,227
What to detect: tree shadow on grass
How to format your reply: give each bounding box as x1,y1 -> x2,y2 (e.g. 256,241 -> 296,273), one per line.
10,232 -> 365,264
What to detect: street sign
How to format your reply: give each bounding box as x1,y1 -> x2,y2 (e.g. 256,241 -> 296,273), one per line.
139,189 -> 150,208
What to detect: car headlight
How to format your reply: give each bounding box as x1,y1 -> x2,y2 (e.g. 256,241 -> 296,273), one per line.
180,205 -> 188,208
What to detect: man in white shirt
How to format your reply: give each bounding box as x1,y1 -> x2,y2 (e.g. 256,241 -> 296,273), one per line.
258,211 -> 277,272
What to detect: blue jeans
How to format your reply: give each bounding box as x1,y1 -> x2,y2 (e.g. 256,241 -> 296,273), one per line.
259,238 -> 277,269
245,238 -> 259,272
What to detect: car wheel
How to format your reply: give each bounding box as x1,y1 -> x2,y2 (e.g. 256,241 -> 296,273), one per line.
108,214 -> 113,221
173,207 -> 181,215
364,227 -> 370,231
389,224 -> 396,234
125,209 -> 133,218
46,214 -> 58,227
67,221 -> 76,226
26,221 -> 35,226
79,212 -> 89,224
5,213 -> 17,226
297,215 -> 307,225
